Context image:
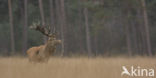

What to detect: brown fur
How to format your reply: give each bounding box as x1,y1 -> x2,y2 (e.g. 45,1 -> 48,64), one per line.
26,45 -> 45,62
26,37 -> 61,63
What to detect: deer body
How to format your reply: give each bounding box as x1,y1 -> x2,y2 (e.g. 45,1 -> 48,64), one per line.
27,45 -> 45,62
27,38 -> 61,62
27,25 -> 61,63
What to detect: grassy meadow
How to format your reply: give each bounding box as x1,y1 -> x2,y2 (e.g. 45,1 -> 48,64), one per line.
0,57 -> 155,78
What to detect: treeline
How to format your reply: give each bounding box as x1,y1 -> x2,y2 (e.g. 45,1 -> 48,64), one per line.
0,0 -> 156,56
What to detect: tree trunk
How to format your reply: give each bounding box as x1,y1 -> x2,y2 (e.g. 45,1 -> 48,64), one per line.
8,0 -> 15,54
83,7 -> 92,56
137,10 -> 146,55
54,0 -> 64,55
122,0 -> 133,56
131,21 -> 138,54
22,0 -> 28,55
49,0 -> 55,31
125,11 -> 132,56
77,0 -> 85,53
125,24 -> 132,56
94,35 -> 98,56
38,0 -> 46,43
141,0 -> 152,56
107,22 -> 114,56
60,0 -> 66,56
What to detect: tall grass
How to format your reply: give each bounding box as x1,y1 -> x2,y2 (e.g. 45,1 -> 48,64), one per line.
0,57 -> 155,78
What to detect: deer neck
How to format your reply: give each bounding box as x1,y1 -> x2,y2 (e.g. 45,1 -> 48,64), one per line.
44,41 -> 56,56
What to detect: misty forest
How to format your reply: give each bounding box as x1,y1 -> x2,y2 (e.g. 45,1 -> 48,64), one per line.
0,0 -> 156,57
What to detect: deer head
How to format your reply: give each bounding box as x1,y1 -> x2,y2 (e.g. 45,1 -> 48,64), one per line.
30,23 -> 61,44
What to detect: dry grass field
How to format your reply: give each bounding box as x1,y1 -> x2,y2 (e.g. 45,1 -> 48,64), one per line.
0,56 -> 155,78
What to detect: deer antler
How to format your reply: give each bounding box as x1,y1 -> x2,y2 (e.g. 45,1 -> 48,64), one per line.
30,23 -> 52,37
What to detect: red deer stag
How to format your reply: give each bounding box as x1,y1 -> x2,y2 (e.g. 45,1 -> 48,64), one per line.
26,24 -> 61,63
